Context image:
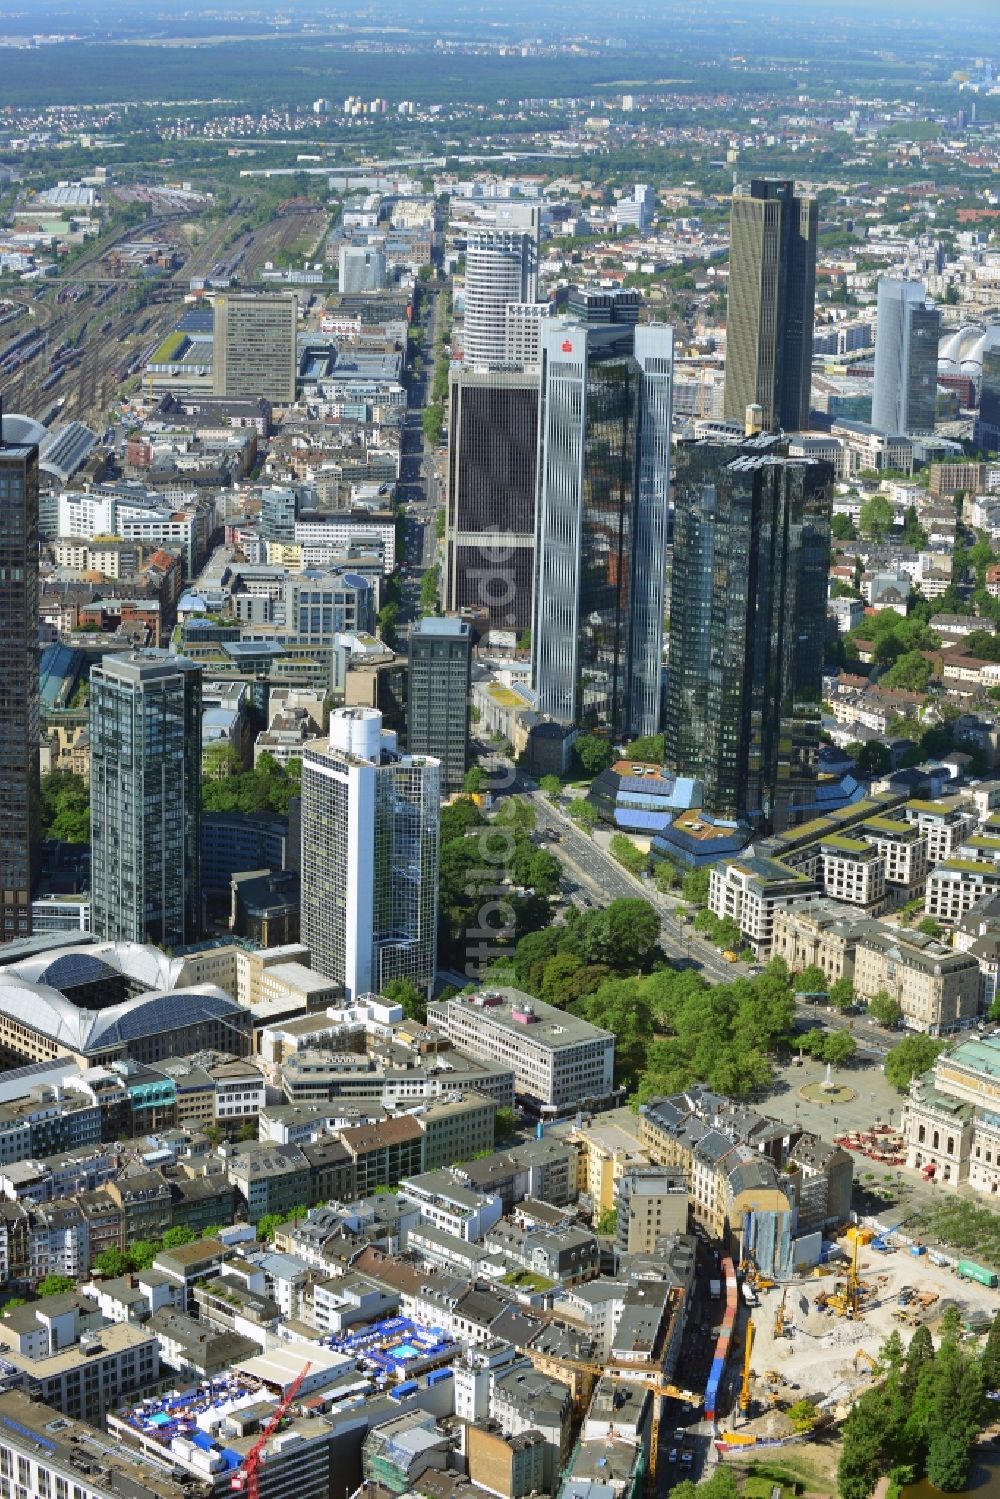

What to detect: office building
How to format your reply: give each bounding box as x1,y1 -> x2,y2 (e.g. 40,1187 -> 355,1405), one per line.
532,312 -> 674,738
426,989 -> 616,1114
872,278 -> 941,435
503,300 -> 550,368
407,616 -> 472,791
977,329 -> 1000,449
0,1390 -> 201,1499
90,651 -> 202,947
446,367 -> 539,633
0,430 -> 39,941
615,183 -> 655,232
300,708 -> 440,998
462,207 -> 539,366
665,434 -> 833,832
213,292 -> 297,404
723,179 -> 817,432
339,244 -> 387,294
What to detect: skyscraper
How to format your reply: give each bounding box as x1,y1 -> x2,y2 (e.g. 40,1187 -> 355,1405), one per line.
446,367 -> 539,633
532,312 -> 674,739
90,651 -> 202,947
0,429 -> 39,941
871,278 -> 941,435
723,179 -> 817,432
213,292 -> 298,404
408,617 -> 472,791
664,434 -> 833,833
977,329 -> 1000,449
301,708 -> 440,998
462,206 -> 539,367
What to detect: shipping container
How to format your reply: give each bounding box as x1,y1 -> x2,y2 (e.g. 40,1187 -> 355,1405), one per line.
957,1259 -> 999,1288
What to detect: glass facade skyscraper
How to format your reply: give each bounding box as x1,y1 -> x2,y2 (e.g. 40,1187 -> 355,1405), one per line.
871,278 -> 941,436
407,617 -> 472,792
977,331 -> 1000,450
90,651 -> 203,947
532,315 -> 673,739
446,368 -> 539,633
665,435 -> 833,833
0,436 -> 40,941
301,708 -> 440,999
724,179 -> 817,433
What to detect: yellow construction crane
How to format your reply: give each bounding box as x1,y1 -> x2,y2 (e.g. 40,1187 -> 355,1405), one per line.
826,1236 -> 864,1320
519,1347 -> 701,1492
738,1317 -> 755,1417
774,1289 -> 786,1339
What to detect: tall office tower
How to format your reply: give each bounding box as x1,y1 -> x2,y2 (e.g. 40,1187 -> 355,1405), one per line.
532,313 -> 674,739
446,367 -> 539,633
723,179 -> 818,432
614,183 -> 655,232
503,301 -> 550,369
339,245 -> 387,294
977,329 -> 1000,449
90,651 -> 203,947
462,206 -> 539,366
664,434 -> 833,834
300,708 -> 440,998
407,617 -> 472,791
213,292 -> 297,404
871,278 -> 942,435
0,428 -> 40,941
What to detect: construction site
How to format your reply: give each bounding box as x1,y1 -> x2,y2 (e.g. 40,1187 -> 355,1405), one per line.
718,1228 -> 1000,1450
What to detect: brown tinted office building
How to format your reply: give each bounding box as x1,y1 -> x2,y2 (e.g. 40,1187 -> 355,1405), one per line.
724,179 -> 817,433
0,437 -> 39,940
445,368 -> 539,634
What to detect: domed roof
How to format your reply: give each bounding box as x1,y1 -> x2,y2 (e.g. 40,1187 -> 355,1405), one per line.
38,952 -> 120,993
1,413 -> 47,447
938,324 -> 1000,374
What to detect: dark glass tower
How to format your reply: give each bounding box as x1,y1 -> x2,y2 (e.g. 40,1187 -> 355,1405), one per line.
446,368 -> 539,634
724,179 -> 817,433
407,616 -> 472,791
664,434 -> 833,833
90,651 -> 202,947
533,316 -> 673,739
0,435 -> 40,941
978,333 -> 1000,450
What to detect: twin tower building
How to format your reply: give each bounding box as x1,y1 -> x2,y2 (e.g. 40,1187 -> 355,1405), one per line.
449,181 -> 834,835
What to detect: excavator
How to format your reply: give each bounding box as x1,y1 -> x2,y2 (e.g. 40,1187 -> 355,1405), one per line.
739,1255 -> 776,1294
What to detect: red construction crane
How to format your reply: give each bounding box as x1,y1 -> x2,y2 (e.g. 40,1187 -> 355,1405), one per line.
230,1361 -> 312,1499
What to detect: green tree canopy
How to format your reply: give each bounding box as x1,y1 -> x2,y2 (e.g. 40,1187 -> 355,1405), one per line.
382,978 -> 427,1023
793,964 -> 829,995
867,990 -> 904,1028
859,493 -> 894,539
881,649 -> 931,693
574,734 -> 614,776
36,1274 -> 75,1297
829,976 -> 855,1009
886,1034 -> 945,1092
39,770 -> 90,842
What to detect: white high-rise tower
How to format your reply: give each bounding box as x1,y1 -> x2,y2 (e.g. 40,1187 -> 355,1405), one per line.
300,708 -> 440,998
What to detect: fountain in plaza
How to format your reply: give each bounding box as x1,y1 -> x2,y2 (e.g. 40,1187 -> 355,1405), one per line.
822,1062 -> 836,1091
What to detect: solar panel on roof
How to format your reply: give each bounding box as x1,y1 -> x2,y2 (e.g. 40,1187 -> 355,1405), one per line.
40,952 -> 119,993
